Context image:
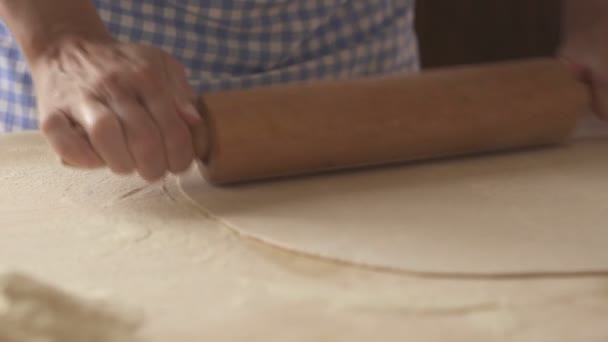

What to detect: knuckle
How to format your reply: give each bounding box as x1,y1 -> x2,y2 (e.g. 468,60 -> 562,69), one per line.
132,63 -> 165,95
92,72 -> 132,100
133,60 -> 156,75
95,72 -> 123,90
39,112 -> 90,166
142,77 -> 164,96
40,112 -> 65,134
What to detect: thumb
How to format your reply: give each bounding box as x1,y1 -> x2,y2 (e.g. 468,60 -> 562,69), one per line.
559,53 -> 608,120
162,55 -> 209,160
589,78 -> 608,120
162,54 -> 201,126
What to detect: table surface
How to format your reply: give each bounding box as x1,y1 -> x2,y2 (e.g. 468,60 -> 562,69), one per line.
1,131 -> 608,342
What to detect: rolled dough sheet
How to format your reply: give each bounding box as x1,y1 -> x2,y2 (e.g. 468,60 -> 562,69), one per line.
2,131 -> 608,341
180,136 -> 608,276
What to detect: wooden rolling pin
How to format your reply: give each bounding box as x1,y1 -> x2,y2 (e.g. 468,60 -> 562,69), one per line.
193,58 -> 589,185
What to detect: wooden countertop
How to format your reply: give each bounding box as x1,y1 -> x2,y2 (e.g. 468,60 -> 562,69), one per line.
1,132 -> 607,341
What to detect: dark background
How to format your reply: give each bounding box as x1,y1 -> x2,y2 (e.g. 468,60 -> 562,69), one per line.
415,0 -> 562,68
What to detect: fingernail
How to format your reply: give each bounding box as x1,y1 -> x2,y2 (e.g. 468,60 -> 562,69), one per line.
180,103 -> 202,125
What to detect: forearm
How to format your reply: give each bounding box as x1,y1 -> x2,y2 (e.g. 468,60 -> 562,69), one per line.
0,0 -> 111,65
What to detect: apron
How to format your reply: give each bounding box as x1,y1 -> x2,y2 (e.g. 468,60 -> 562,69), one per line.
0,0 -> 419,132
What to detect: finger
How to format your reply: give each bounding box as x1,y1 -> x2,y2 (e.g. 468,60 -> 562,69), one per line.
165,56 -> 201,125
142,92 -> 195,175
190,113 -> 210,161
137,56 -> 195,174
176,101 -> 202,126
164,56 -> 206,162
40,111 -> 104,169
562,55 -> 608,120
110,98 -> 169,181
75,98 -> 135,174
591,82 -> 608,120
560,56 -> 592,84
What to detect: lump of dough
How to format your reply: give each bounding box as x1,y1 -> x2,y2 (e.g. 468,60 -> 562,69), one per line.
0,272 -> 143,342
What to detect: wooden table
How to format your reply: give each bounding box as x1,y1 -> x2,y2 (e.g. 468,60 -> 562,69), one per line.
1,132 -> 607,341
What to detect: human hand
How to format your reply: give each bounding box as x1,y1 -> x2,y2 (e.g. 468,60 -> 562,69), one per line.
31,37 -> 202,181
561,0 -> 608,120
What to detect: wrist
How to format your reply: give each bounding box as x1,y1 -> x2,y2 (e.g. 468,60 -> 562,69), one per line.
31,29 -> 113,63
0,0 -> 113,65
28,29 -> 113,67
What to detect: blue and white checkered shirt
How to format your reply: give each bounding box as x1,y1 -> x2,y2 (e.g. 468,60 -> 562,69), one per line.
0,0 -> 419,132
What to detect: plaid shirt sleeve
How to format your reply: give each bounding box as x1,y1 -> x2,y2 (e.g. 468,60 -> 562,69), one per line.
0,0 -> 419,132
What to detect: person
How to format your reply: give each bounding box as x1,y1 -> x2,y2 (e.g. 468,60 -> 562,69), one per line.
0,1 -> 604,182
0,0 -> 419,181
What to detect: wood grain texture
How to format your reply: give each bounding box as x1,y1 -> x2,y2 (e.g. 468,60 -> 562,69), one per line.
199,59 -> 586,184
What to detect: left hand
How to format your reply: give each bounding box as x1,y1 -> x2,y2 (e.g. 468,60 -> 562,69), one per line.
561,0 -> 608,119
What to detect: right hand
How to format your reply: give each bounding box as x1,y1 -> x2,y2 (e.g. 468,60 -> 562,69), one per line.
31,36 -> 202,181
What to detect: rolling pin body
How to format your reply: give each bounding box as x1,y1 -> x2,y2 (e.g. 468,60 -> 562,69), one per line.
197,58 -> 588,184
